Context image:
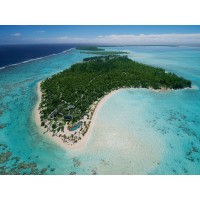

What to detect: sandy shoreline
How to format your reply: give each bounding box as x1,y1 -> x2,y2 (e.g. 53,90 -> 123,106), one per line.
33,81 -> 121,151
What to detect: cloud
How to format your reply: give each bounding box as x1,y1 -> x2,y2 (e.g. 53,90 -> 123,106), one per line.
56,36 -> 69,40
56,36 -> 86,42
12,33 -> 21,36
92,33 -> 200,45
51,33 -> 200,45
36,30 -> 45,33
8,33 -> 199,45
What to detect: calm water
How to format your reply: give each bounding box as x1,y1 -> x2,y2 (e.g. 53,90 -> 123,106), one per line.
0,46 -> 200,174
0,44 -> 79,68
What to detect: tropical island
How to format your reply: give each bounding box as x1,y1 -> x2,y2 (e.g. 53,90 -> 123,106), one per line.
76,46 -> 105,51
36,55 -> 191,148
80,51 -> 128,55
76,46 -> 128,55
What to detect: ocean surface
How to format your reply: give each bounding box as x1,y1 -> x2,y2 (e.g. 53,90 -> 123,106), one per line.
0,44 -> 77,68
0,45 -> 200,174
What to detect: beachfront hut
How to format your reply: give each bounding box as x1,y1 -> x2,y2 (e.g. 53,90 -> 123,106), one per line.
64,115 -> 73,121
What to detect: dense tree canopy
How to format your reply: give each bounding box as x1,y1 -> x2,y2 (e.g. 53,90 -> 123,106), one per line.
40,55 -> 191,132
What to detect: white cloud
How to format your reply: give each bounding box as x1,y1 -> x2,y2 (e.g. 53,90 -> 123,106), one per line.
56,36 -> 69,40
12,33 -> 21,36
56,36 -> 86,42
92,33 -> 200,45
51,33 -> 200,45
36,30 -> 45,33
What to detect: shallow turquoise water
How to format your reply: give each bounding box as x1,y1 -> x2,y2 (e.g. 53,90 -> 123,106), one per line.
99,46 -> 200,174
0,46 -> 200,174
0,49 -> 90,174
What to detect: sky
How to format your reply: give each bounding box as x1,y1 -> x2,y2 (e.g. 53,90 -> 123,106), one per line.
0,25 -> 200,45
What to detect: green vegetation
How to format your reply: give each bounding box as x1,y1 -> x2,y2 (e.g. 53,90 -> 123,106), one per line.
76,46 -> 104,51
83,55 -> 126,62
39,55 -> 191,133
80,51 -> 128,55
77,46 -> 128,55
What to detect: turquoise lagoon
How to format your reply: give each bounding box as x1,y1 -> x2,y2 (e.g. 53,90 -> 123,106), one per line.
0,46 -> 200,174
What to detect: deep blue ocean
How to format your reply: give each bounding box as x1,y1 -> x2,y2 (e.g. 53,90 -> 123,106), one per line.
0,45 -> 200,174
0,44 -> 78,68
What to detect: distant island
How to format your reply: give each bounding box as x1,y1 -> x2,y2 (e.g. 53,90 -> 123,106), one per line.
80,51 -> 128,55
77,46 -> 128,55
76,46 -> 105,51
36,55 -> 191,148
